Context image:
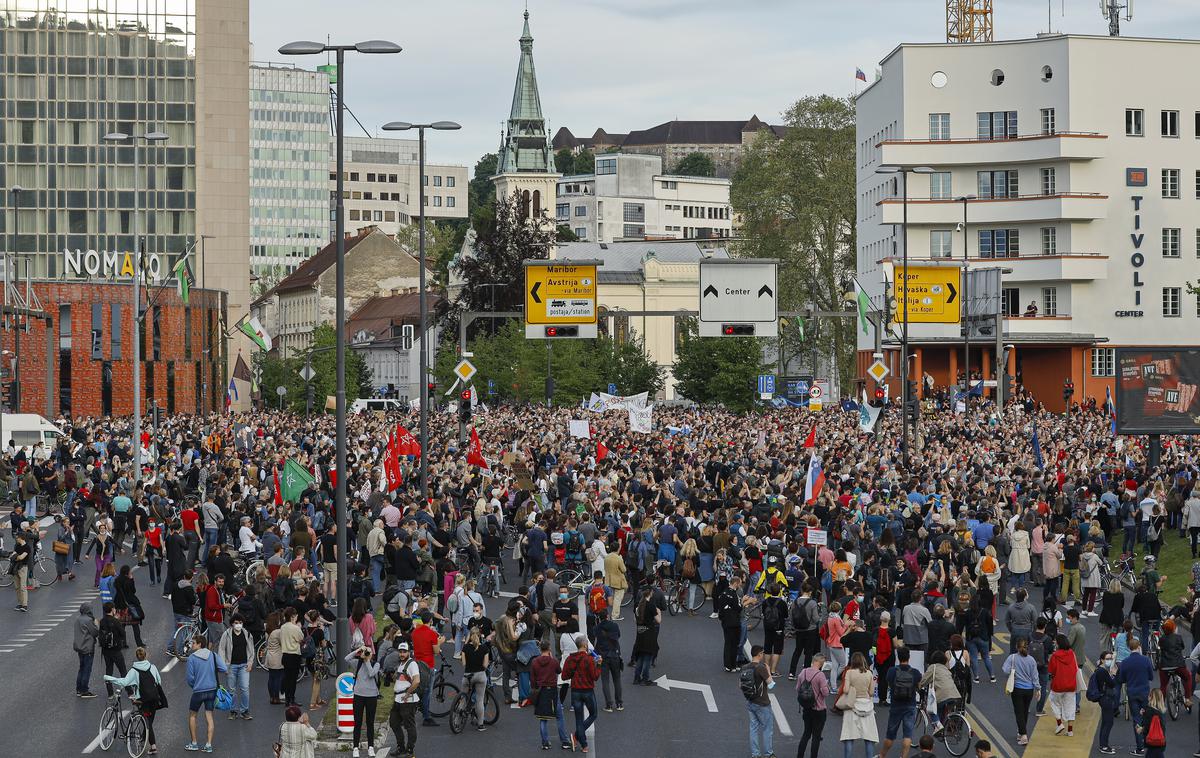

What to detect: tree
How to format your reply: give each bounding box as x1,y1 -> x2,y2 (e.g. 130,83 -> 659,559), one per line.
732,94 -> 856,395
573,150 -> 595,174
556,225 -> 579,242
256,323 -> 373,412
467,153 -> 498,238
554,148 -> 575,175
672,152 -> 716,178
392,220 -> 458,286
672,318 -> 763,411
434,320 -> 663,406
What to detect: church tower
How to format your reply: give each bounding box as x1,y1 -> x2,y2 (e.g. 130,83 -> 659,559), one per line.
492,10 -> 560,231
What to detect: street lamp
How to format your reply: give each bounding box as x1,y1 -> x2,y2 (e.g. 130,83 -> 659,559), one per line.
7,186 -> 23,417
876,165 -> 934,464
281,38 -> 401,668
955,195 -> 976,396
103,130 -> 168,465
382,120 -> 461,496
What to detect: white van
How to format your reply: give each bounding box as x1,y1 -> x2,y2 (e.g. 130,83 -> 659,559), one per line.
2,414 -> 64,454
349,398 -> 404,415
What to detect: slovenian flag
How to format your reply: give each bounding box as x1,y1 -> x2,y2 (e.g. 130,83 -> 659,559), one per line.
804,453 -> 825,505
1105,386 -> 1117,435
856,68 -> 867,82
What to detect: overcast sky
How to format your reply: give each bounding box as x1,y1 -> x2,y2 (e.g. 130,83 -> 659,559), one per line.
250,0 -> 1200,173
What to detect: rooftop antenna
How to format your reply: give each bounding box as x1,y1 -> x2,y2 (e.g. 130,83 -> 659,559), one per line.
1100,0 -> 1132,36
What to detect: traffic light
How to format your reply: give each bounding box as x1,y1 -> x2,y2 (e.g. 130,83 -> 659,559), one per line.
544,326 -> 579,338
458,388 -> 472,423
427,382 -> 436,394
904,380 -> 920,423
1062,380 -> 1075,403
873,386 -> 885,407
721,324 -> 755,336
1001,374 -> 1014,401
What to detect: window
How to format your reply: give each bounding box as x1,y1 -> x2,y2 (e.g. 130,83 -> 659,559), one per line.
929,230 -> 953,258
1163,286 -> 1182,317
622,203 -> 645,223
446,177 -> 455,188
1041,227 -> 1057,255
978,229 -> 1020,258
1041,65 -> 1054,82
575,206 -> 586,217
1002,288 -> 1020,316
1162,110 -> 1180,137
574,227 -> 586,239
349,209 -> 360,221
433,197 -> 442,207
929,172 -> 952,199
596,159 -> 616,175
90,303 -> 103,360
622,224 -> 645,238
433,176 -> 442,187
1041,287 -> 1058,316
990,69 -> 1005,86
977,170 -> 1018,198
374,210 -> 384,220
422,175 -> 428,186
976,111 -> 1017,139
1162,169 -> 1180,198
184,306 -> 192,360
556,203 -> 569,220
1163,227 -> 1181,257
661,180 -> 678,190
1126,108 -> 1144,137
1040,167 -> 1056,195
349,172 -> 359,181
152,307 -> 161,361
1091,348 -> 1115,377
366,173 -> 376,182
1041,108 -> 1056,135
110,304 -> 122,360
929,113 -> 950,141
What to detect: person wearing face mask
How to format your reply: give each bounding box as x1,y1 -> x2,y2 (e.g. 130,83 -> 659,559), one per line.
1088,651 -> 1120,754
552,585 -> 579,655
144,517 -> 164,586
217,612 -> 255,720
465,602 -> 494,639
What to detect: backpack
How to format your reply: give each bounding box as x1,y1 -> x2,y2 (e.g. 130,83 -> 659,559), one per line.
791,598 -> 818,632
99,622 -> 119,651
1085,670 -> 1105,703
567,532 -> 584,554
300,630 -> 317,660
762,598 -> 782,629
1145,712 -> 1165,747
414,659 -> 432,696
588,585 -> 608,615
738,664 -> 762,700
137,666 -> 163,709
1079,554 -> 1093,580
624,536 -> 642,572
447,591 -> 461,616
1027,635 -> 1047,667
312,509 -> 326,532
681,556 -> 697,580
1147,522 -> 1161,542
796,670 -> 817,708
891,666 -> 917,701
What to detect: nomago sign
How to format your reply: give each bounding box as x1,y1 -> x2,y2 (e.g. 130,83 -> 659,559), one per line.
524,259 -> 600,339
893,265 -> 961,324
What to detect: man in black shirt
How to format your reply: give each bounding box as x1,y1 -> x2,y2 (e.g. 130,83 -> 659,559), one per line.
466,602 -> 494,639
552,587 -> 579,653
318,523 -> 338,607
10,527 -> 31,611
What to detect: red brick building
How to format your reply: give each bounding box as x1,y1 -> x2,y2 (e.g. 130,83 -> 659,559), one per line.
1,281 -> 225,419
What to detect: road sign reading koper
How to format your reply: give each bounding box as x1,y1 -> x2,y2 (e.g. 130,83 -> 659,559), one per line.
893,266 -> 961,324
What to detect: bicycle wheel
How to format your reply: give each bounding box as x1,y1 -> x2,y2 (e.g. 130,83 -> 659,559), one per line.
483,688 -> 500,725
744,603 -> 762,631
126,712 -> 148,758
448,693 -> 470,734
1168,675 -> 1184,720
943,712 -> 972,756
914,706 -> 931,737
172,623 -> 196,658
33,558 -> 57,587
99,707 -> 118,750
428,680 -> 460,718
621,590 -> 634,608
682,580 -> 706,612
244,560 -> 263,587
255,638 -> 267,668
0,559 -> 13,588
666,584 -> 680,616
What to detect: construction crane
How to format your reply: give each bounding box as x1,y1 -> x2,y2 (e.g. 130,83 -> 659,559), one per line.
946,0 -> 994,43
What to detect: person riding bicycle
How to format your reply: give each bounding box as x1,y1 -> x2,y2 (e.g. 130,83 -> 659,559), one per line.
1156,619 -> 1192,712
917,650 -> 962,736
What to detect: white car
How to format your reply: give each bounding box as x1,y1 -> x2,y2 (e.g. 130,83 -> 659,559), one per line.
350,398 -> 404,415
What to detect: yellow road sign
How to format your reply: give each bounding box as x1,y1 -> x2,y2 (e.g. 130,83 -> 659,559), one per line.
524,262 -> 598,325
893,266 -> 961,323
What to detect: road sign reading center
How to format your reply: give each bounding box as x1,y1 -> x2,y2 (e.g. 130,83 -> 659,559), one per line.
699,260 -> 779,338
893,266 -> 961,324
525,263 -> 598,325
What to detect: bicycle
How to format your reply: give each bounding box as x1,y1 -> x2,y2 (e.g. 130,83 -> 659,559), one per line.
99,691 -> 150,758
502,524 -> 520,550
479,560 -> 505,598
427,651 -> 462,718
448,675 -> 501,733
170,612 -> 203,659
0,544 -> 59,588
913,694 -> 973,757
1165,668 -> 1187,720
1145,620 -> 1162,669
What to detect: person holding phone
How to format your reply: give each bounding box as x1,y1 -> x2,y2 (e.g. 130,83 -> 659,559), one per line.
346,644 -> 381,758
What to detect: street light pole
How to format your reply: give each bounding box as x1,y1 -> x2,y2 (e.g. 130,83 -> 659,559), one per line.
103,130 -> 168,465
281,39 -> 401,669
9,187 -> 22,415
956,195 -> 975,396
382,120 -> 461,498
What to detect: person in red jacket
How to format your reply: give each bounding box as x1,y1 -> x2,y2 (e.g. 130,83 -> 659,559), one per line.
561,636 -> 601,753
1046,633 -> 1080,736
531,639 -> 571,750
203,574 -> 230,647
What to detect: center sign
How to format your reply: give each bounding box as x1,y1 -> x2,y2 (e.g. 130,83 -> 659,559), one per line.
698,259 -> 779,337
524,259 -> 600,339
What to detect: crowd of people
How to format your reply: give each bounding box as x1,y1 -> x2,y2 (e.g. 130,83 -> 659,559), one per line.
1,391 -> 1199,758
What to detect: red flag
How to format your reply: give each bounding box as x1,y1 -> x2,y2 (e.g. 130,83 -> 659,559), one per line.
467,427 -> 488,469
383,432 -> 402,492
803,427 -> 816,448
329,467 -> 337,489
396,423 -> 420,459
596,440 -> 609,461
273,467 -> 283,506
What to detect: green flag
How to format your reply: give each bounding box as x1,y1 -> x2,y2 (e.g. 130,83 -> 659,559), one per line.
173,256 -> 192,305
238,315 -> 273,351
281,458 -> 315,503
854,281 -> 872,335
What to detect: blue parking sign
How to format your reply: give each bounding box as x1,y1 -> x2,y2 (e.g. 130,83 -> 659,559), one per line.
757,375 -> 775,395
608,383 -> 617,395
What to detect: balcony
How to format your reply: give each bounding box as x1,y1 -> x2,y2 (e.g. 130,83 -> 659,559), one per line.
879,193 -> 1108,225
879,132 -> 1107,167
1001,314 -> 1076,339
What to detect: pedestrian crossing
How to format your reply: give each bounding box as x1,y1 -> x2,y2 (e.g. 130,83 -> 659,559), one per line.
0,588 -> 98,653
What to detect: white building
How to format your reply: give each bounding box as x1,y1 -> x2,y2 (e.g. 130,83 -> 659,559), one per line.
856,33 -> 1198,411
332,136 -> 468,237
556,153 -> 733,243
249,64 -> 330,279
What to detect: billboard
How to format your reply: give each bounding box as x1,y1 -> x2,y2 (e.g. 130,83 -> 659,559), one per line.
1115,348 -> 1200,435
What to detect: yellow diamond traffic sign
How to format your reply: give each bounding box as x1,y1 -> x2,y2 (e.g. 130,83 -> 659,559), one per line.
867,359 -> 889,383
454,359 -> 477,383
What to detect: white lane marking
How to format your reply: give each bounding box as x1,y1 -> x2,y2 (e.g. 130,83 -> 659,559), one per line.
769,693 -> 793,737
81,709 -> 126,754
161,657 -> 179,673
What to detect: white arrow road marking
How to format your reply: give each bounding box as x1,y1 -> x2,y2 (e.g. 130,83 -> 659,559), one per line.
768,693 -> 793,737
82,709 -> 126,753
654,675 -> 718,712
